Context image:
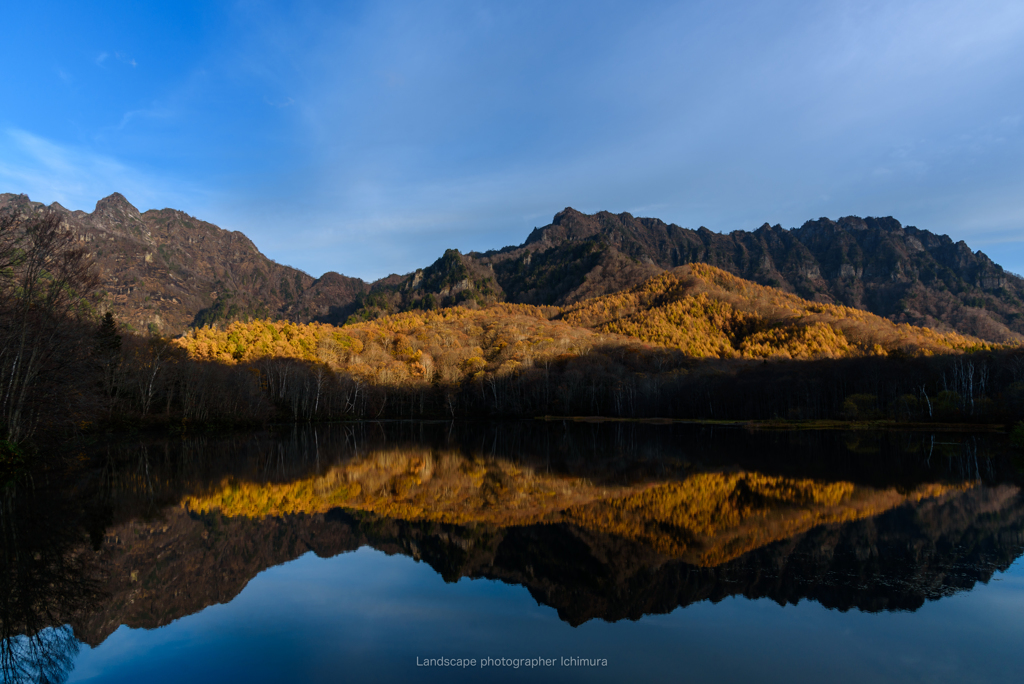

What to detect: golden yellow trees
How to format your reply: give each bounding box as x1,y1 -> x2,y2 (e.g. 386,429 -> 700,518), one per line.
172,264 -> 1002,408
560,264 -> 992,359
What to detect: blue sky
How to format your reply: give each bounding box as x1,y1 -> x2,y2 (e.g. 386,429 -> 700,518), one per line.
2,0 -> 1023,281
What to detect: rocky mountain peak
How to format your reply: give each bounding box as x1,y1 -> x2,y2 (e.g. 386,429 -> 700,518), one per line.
92,193 -> 145,236
94,192 -> 140,217
552,207 -> 587,224
525,207 -> 604,246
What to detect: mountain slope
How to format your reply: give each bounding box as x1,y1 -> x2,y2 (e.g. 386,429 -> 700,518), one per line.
3,192 -> 1021,341
0,192 -> 368,334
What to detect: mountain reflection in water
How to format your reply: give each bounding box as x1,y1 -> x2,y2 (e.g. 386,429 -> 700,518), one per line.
2,422 -> 1023,683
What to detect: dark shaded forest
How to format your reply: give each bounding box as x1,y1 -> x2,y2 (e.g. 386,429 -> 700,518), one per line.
83,340 -> 1024,427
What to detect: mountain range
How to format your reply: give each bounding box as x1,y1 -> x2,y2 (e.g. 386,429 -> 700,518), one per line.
2,192 -> 1022,341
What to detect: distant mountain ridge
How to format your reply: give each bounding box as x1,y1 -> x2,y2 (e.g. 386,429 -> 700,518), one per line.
2,192 -> 1021,341
460,209 -> 1024,342
327,207 -> 1024,341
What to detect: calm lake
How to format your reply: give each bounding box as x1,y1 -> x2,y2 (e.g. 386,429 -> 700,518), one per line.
3,422 -> 1023,683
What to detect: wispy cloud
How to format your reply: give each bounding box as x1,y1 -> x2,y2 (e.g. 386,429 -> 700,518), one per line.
114,106 -> 174,131
263,96 -> 294,108
0,128 -> 200,214
96,51 -> 136,68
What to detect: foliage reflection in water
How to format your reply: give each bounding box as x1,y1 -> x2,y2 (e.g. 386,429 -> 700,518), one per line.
2,422 -> 1023,683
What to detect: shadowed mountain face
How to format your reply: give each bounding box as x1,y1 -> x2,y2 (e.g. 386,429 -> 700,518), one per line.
2,193 -> 1021,340
0,192 -> 368,334
3,423 -> 1022,657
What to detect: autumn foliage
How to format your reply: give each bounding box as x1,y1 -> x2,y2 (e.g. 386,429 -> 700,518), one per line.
178,264 -> 991,378
561,264 -> 988,359
117,264 -> 1022,425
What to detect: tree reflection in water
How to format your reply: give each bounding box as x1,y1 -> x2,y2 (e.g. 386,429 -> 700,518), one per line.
1,627 -> 78,684
1,478 -> 101,684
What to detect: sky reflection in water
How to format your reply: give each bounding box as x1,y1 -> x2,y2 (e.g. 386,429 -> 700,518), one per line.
69,547 -> 1024,684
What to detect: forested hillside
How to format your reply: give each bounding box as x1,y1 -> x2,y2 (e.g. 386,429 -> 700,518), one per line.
179,263 -> 989,374
166,265 -> 1017,426
560,264 -> 984,358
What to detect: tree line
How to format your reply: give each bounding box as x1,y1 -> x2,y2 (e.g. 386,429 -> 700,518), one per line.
82,313 -> 1024,429
2,208 -> 1023,461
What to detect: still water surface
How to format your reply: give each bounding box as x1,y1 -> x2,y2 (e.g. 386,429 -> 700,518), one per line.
3,422 -> 1023,683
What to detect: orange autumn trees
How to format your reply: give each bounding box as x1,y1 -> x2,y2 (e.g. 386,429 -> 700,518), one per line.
181,319 -> 363,364
179,264 -> 990,381
560,264 -> 988,360
178,304 -> 598,388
